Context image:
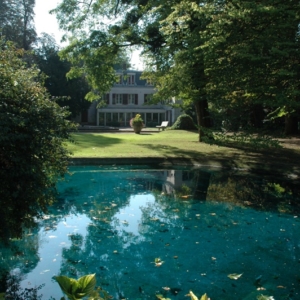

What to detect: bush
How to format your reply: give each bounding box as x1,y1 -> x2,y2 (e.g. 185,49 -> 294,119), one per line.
0,39 -> 76,239
171,114 -> 197,130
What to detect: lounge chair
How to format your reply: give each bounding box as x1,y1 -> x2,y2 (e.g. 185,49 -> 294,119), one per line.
156,121 -> 169,131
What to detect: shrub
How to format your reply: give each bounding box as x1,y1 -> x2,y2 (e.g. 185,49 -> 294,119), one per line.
171,114 -> 197,130
0,39 -> 75,239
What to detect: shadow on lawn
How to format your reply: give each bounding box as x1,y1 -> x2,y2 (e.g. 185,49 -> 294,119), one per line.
138,143 -> 247,166
138,143 -> 300,176
71,133 -> 122,149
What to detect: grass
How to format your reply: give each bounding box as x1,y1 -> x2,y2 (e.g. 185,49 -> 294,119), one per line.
67,130 -> 231,158
65,130 -> 300,174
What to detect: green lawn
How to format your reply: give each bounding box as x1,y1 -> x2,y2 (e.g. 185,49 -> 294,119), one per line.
65,130 -> 300,173
66,130 -> 228,158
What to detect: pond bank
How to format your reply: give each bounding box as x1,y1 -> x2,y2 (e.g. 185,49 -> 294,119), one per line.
69,154 -> 300,180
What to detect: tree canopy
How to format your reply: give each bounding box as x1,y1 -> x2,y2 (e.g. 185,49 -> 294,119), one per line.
0,0 -> 37,50
52,0 -> 300,137
33,33 -> 92,118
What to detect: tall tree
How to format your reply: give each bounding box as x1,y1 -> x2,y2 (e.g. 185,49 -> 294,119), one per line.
34,33 -> 91,119
142,1 -> 213,140
52,0 -> 300,138
51,0 -> 213,140
0,0 -> 36,50
201,0 -> 300,134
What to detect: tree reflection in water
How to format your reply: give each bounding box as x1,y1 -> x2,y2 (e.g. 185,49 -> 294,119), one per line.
0,166 -> 299,300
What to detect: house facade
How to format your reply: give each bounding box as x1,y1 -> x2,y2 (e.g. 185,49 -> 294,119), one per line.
83,70 -> 180,127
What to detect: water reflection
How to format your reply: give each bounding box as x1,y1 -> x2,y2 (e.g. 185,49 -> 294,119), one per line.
0,166 -> 299,300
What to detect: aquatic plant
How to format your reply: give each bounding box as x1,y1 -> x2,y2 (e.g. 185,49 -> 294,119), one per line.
54,274 -> 110,300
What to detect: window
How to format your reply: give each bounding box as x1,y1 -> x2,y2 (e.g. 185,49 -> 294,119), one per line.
99,113 -> 105,126
113,94 -> 123,104
128,94 -> 137,104
106,113 -> 112,122
146,113 -> 152,122
112,113 -> 118,122
153,113 -> 158,123
126,112 -> 133,125
127,74 -> 135,85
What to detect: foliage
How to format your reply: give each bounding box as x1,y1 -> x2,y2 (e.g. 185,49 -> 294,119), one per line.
0,0 -> 36,50
171,114 -> 197,130
33,33 -> 91,119
130,114 -> 144,127
201,0 -> 300,134
205,131 -> 282,151
51,0 -> 300,137
0,38 -> 76,239
3,274 -> 44,300
185,291 -> 209,300
54,274 -> 110,300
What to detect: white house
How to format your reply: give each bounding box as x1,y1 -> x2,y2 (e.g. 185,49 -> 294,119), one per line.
81,69 -> 180,127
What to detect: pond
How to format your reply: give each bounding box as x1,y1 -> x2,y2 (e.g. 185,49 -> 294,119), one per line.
1,165 -> 300,300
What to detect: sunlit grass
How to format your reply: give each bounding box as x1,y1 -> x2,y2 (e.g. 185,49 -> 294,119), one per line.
66,130 -> 229,159
64,130 -> 300,171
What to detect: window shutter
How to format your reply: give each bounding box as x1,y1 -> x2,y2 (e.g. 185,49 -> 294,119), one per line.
112,93 -> 116,104
123,94 -> 128,105
144,94 -> 148,103
135,94 -> 138,105
106,93 -> 109,104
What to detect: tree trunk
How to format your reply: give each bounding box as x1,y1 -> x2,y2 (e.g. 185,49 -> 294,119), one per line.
194,99 -> 211,142
250,104 -> 264,128
284,113 -> 298,135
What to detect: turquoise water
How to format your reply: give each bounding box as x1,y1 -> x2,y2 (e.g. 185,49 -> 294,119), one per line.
1,166 -> 300,299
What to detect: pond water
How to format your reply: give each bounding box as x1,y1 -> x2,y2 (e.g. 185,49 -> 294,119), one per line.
1,165 -> 300,300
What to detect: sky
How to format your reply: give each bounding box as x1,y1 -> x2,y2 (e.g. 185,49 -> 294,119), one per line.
34,0 -> 144,70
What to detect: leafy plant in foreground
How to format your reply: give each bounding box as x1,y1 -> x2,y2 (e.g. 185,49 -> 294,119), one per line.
54,274 -> 110,300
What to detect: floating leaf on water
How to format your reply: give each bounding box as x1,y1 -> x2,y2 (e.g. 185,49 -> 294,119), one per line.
153,258 -> 164,266
173,256 -> 178,259
277,285 -> 286,289
228,273 -> 243,280
256,295 -> 274,300
180,195 -> 191,199
210,213 -> 216,216
211,257 -> 217,261
162,287 -> 170,291
156,294 -> 170,300
257,287 -> 266,291
186,290 -> 198,300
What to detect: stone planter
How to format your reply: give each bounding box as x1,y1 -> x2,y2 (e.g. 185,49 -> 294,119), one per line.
133,124 -> 143,134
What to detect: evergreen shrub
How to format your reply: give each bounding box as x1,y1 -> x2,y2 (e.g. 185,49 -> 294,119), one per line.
171,114 -> 197,130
